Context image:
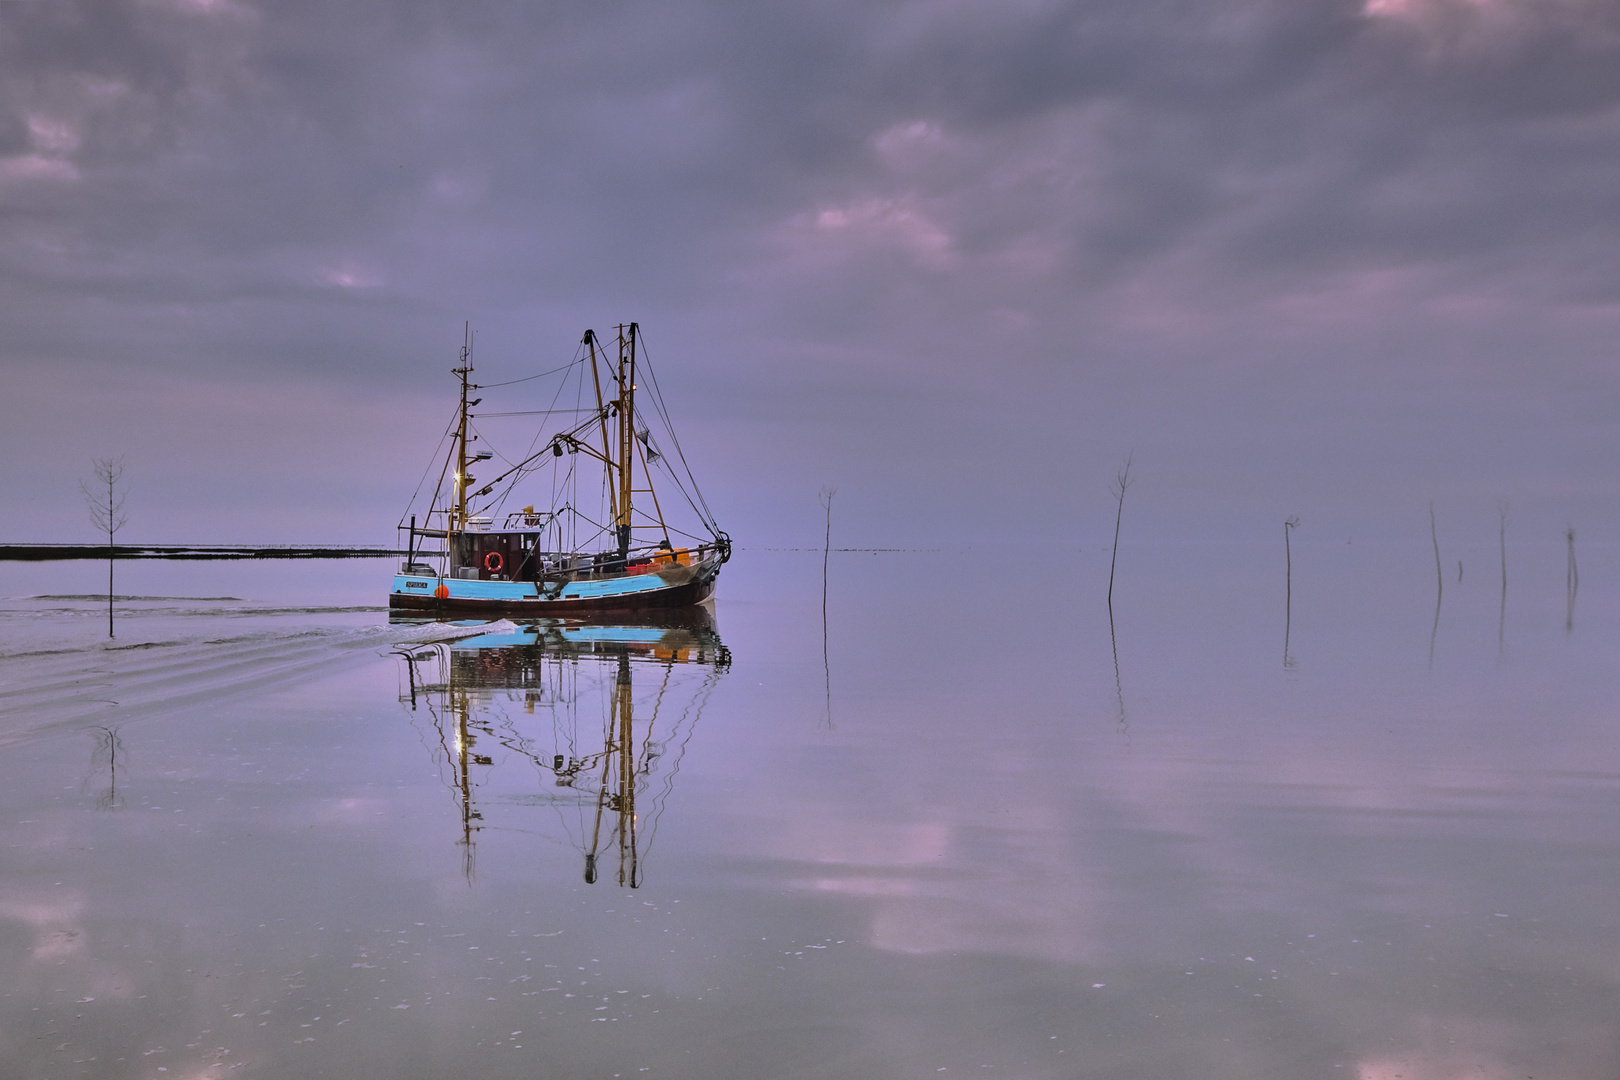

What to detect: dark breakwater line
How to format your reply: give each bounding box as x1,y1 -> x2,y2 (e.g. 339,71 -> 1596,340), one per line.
0,544 -> 416,561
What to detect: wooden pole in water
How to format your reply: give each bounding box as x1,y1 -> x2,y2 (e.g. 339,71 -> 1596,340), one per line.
1107,454 -> 1132,617
1429,503 -> 1443,601
1498,504 -> 1507,653
1284,516 -> 1299,667
819,486 -> 835,727
1285,517 -> 1296,613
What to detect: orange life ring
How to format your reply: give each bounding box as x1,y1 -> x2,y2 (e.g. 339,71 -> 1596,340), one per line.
484,551 -> 504,573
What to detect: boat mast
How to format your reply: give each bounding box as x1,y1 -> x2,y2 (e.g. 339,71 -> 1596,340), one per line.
585,330 -> 619,536
616,323 -> 637,562
453,328 -> 474,534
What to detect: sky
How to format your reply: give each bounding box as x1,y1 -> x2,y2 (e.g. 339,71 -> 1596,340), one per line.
2,0 -> 1618,553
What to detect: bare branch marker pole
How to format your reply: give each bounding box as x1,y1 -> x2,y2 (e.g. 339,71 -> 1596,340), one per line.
1106,456 -> 1133,734
1429,503 -> 1443,600
1107,454 -> 1133,617
819,487 -> 836,611
81,457 -> 128,639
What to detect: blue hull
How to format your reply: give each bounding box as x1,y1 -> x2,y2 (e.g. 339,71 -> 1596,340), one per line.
388,559 -> 719,615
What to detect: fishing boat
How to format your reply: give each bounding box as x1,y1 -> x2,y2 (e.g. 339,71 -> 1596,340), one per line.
389,324 -> 729,614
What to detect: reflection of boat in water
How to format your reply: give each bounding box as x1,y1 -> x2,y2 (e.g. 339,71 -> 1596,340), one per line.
395,611 -> 729,886
389,323 -> 730,615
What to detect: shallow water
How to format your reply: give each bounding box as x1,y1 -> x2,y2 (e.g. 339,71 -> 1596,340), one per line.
0,544 -> 1616,1079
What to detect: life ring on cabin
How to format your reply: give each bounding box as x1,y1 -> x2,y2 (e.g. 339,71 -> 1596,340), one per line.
484,551 -> 504,573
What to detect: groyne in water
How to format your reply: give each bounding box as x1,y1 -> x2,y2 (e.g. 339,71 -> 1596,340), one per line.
0,544 -> 420,561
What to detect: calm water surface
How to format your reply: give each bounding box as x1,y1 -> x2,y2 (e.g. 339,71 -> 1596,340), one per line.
0,544 -> 1616,1079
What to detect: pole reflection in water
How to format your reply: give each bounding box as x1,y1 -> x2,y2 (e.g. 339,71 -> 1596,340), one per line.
394,609 -> 729,887
83,725 -> 125,812
1565,525 -> 1578,636
1428,503 -> 1444,669
1108,610 -> 1129,739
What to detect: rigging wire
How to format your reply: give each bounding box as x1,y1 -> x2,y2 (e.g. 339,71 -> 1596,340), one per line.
475,409 -> 596,417
640,661 -> 720,856
398,403 -> 463,529
497,349 -> 586,521
473,347 -> 590,524
618,333 -> 718,539
635,337 -> 721,535
467,423 -> 512,468
478,360 -> 579,388
631,402 -> 715,538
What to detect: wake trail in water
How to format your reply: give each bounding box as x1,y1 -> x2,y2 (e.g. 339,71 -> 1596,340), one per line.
0,603 -> 508,749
